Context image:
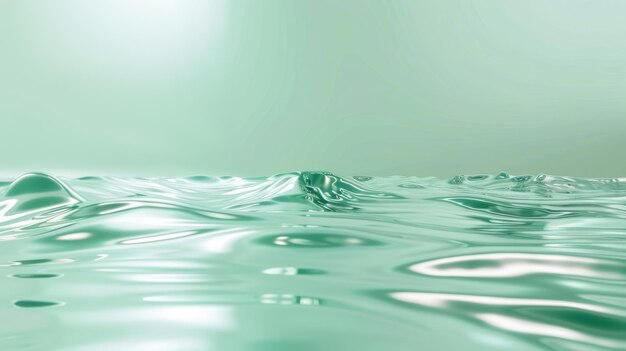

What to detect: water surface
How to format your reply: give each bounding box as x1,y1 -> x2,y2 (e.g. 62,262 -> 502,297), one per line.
1,172 -> 625,350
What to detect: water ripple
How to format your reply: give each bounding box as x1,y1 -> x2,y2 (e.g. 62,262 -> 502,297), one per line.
1,171 -> 625,351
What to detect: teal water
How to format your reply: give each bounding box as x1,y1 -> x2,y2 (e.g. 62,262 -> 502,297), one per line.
1,172 -> 626,350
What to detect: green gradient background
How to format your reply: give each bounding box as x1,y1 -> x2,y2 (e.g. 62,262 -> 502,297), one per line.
1,0 -> 625,177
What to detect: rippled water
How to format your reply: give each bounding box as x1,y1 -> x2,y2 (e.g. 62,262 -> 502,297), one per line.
1,171 -> 626,350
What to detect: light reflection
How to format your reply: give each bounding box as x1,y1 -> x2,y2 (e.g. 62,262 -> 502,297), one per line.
102,210 -> 206,231
408,253 -> 621,278
260,294 -> 321,306
118,273 -> 209,283
142,293 -> 322,306
390,292 -> 620,315
57,232 -> 92,241
120,230 -> 197,245
263,267 -> 298,275
261,267 -> 324,275
202,229 -> 256,254
0,198 -> 76,226
0,235 -> 19,242
68,305 -> 234,329
274,236 -> 289,246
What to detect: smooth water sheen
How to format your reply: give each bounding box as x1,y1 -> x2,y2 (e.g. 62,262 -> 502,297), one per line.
1,172 -> 625,351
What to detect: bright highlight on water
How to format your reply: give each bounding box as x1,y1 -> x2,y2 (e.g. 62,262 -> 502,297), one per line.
1,172 -> 625,350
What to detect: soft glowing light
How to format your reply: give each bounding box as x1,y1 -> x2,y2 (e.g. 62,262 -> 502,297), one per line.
23,0 -> 226,75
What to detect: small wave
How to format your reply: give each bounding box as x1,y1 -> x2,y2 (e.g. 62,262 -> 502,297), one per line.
298,171 -> 404,211
1,173 -> 82,217
447,172 -> 626,194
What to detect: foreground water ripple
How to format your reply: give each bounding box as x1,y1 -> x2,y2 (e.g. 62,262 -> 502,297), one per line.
1,171 -> 625,350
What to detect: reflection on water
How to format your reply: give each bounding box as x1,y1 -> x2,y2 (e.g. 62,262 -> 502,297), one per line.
1,171 -> 626,350
407,252 -> 624,279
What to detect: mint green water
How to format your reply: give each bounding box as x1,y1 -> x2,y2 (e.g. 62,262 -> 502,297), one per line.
1,172 -> 625,350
